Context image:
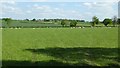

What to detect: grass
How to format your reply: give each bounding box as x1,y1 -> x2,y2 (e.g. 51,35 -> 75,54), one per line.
2,27 -> 119,67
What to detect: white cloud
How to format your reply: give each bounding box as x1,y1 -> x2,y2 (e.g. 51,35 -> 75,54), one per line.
83,2 -> 118,20
83,2 -> 92,8
29,4 -> 82,19
31,0 -> 119,2
1,0 -> 119,2
31,0 -> 48,2
3,7 -> 23,15
102,0 -> 119,2
1,2 -> 118,20
33,5 -> 53,13
2,3 -> 23,15
1,0 -> 15,2
26,10 -> 32,13
3,1 -> 16,5
35,5 -> 50,10
83,2 -> 115,8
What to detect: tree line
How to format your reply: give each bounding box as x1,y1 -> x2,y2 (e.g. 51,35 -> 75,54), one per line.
1,16 -> 120,28
91,16 -> 119,27
60,16 -> 120,27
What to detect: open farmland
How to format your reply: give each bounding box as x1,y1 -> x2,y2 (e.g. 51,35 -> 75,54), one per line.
2,27 -> 119,67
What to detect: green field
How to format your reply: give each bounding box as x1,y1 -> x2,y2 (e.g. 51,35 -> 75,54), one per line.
2,27 -> 119,67
1,19 -> 111,28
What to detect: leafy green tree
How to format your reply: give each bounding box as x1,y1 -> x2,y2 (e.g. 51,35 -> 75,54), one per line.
25,19 -> 29,21
103,18 -> 112,27
80,20 -> 85,22
96,18 -> 99,24
43,18 -> 50,22
2,18 -> 12,27
61,19 -> 68,27
32,18 -> 36,21
70,20 -> 77,27
61,20 -> 66,27
91,16 -> 99,27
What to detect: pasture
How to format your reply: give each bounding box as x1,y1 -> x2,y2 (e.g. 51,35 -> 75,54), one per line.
2,27 -> 119,67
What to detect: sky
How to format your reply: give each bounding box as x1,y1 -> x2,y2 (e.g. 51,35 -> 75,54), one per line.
0,0 -> 119,21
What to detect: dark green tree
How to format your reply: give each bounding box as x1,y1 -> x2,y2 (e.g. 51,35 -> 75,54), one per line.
103,18 -> 112,27
96,18 -> 99,24
32,18 -> 36,21
61,20 -> 66,27
61,19 -> 69,27
91,16 -> 99,27
118,18 -> 120,25
70,20 -> 77,27
2,18 -> 12,27
25,19 -> 29,21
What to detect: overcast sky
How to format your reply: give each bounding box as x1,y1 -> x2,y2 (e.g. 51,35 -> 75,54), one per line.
1,0 -> 119,21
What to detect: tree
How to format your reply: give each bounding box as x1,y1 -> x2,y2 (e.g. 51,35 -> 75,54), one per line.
2,18 -> 12,27
117,18 -> 120,25
112,16 -> 117,26
43,18 -> 50,22
70,20 -> 77,27
96,18 -> 99,24
25,19 -> 29,21
61,19 -> 69,27
103,18 -> 112,27
80,20 -> 85,22
32,18 -> 36,21
61,20 -> 66,27
91,16 -> 99,27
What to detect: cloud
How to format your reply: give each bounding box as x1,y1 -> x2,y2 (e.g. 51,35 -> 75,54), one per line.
33,4 -> 53,13
1,2 -> 118,20
26,4 -> 82,19
3,1 -> 16,5
2,6 -> 23,15
1,0 -> 17,2
31,0 -> 48,2
83,2 -> 118,20
31,0 -> 119,2
1,0 -> 119,2
26,10 -> 32,13
83,2 -> 93,8
83,2 -> 115,8
102,0 -> 119,2
2,3 -> 23,15
34,5 -> 50,10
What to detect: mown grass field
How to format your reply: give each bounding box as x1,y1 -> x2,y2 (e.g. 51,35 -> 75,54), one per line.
2,27 -> 119,67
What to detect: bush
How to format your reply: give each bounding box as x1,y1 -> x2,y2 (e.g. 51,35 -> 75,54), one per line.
70,20 -> 77,27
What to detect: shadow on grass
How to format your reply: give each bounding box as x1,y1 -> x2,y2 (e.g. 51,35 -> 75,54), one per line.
2,47 -> 120,68
25,47 -> 119,62
2,60 -> 103,68
2,60 -> 120,68
2,60 -> 70,66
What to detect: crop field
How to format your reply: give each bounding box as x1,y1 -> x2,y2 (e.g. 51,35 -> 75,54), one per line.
2,27 -> 119,67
